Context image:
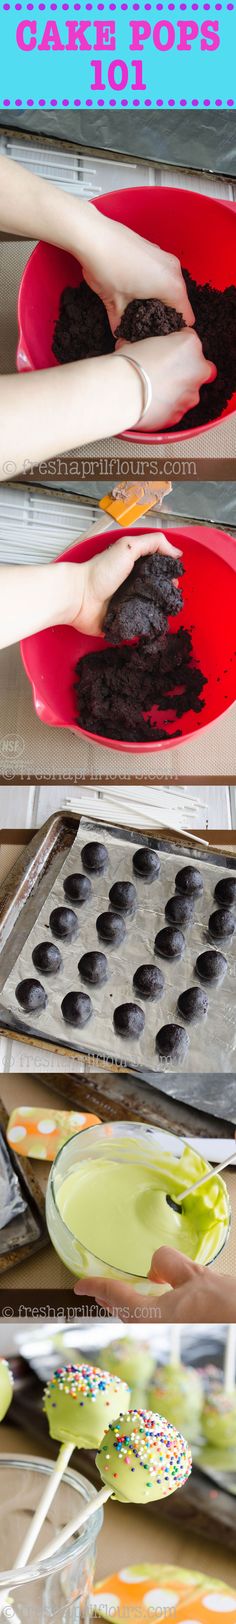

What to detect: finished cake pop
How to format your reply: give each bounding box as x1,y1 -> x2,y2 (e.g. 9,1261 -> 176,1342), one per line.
43,1363 -> 130,1449
148,1362 -> 202,1441
100,1338 -> 155,1410
96,1408 -> 192,1504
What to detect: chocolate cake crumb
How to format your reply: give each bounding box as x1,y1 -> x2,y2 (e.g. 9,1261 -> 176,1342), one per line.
75,627 -> 206,743
53,270 -> 236,431
52,280 -> 114,363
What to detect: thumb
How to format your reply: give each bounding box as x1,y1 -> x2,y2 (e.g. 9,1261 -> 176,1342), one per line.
148,1245 -> 205,1288
105,295 -> 126,336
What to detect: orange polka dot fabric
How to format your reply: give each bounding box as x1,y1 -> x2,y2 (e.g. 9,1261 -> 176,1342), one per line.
7,1106 -> 101,1161
93,1566 -> 236,1622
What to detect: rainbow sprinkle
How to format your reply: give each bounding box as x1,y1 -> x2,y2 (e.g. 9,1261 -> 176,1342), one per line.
43,1363 -> 125,1411
98,1408 -> 192,1498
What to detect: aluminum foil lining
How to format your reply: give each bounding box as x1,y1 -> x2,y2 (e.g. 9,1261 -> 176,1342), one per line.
0,818 -> 236,1074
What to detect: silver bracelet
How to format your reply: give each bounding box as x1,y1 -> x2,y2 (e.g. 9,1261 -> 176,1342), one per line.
115,349 -> 152,425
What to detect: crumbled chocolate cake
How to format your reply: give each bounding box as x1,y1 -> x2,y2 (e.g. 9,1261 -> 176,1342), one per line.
115,296 -> 184,343
104,553 -> 184,643
75,626 -> 206,743
117,270 -> 236,430
52,279 -> 114,363
53,269 -> 236,430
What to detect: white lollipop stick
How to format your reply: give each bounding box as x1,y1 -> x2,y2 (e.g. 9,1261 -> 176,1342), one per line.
224,1325 -> 236,1396
39,1485 -> 111,1564
0,1441 -> 73,1616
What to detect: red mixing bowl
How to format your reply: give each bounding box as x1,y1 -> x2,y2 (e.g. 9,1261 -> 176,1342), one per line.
20,523 -> 236,755
17,186 -> 236,443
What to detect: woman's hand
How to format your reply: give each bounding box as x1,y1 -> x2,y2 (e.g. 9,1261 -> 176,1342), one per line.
80,213 -> 195,330
68,529 -> 181,638
119,329 -> 216,431
74,1247 -> 236,1324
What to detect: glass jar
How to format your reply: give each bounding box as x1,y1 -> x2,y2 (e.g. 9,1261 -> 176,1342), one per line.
0,1455 -> 103,1622
46,1120 -> 231,1288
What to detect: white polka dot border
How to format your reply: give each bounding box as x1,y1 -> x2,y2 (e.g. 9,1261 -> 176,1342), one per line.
144,1590 -> 179,1610
95,1596 -> 120,1616
38,1119 -> 56,1136
203,1598 -> 236,1614
9,1125 -> 26,1142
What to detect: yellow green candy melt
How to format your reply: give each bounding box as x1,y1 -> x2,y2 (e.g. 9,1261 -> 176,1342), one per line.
96,1408 -> 192,1504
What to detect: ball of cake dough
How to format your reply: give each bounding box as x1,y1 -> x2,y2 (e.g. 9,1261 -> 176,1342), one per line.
208,908 -> 235,941
177,986 -> 209,1022
214,876 -> 236,907
109,881 -> 137,914
32,942 -> 62,975
156,1024 -> 189,1061
96,1408 -> 192,1503
175,866 -> 203,896
63,873 -> 92,905
49,907 -> 78,941
201,1387 -> 236,1450
196,950 -> 227,982
148,1361 -> 202,1440
0,1360 -> 13,1422
154,927 -> 185,959
61,991 -> 92,1027
114,1003 -> 145,1038
165,895 -> 194,927
78,951 -> 108,985
81,842 -> 108,873
16,978 -> 47,1013
96,911 -> 126,946
133,964 -> 164,1000
133,848 -> 160,879
43,1363 -> 130,1449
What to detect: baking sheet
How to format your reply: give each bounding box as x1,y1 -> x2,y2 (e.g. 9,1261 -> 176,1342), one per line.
1,818 -> 236,1074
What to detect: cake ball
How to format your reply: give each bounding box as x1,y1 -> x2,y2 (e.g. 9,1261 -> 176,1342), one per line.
165,895 -> 194,927
133,964 -> 164,1001
177,987 -> 209,1023
208,908 -> 235,941
196,949 -> 227,983
43,1363 -> 129,1449
201,1387 -> 236,1450
214,876 -> 236,908
32,942 -> 62,975
63,874 -> 92,905
114,1003 -> 145,1039
96,1408 -> 192,1504
78,951 -> 108,985
0,1360 -> 13,1422
133,848 -> 160,880
156,1024 -> 189,1061
175,866 -> 203,897
16,978 -> 47,1013
81,842 -> 108,874
96,912 -> 126,947
154,927 -> 185,960
49,907 -> 78,941
148,1362 -> 202,1441
61,991 -> 92,1027
109,881 -> 137,914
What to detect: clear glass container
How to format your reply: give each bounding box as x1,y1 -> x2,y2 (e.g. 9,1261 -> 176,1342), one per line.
0,1455 -> 103,1622
46,1120 -> 231,1289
